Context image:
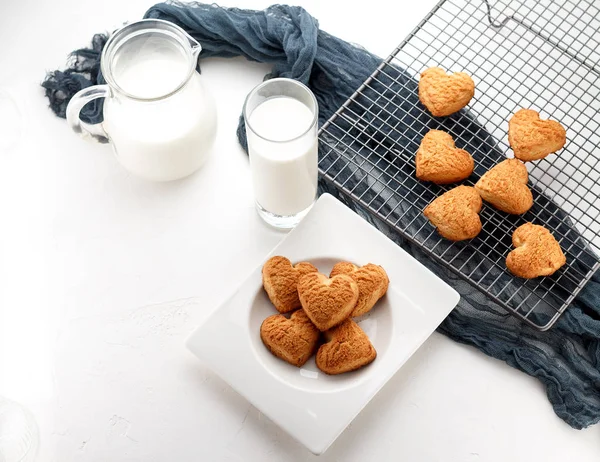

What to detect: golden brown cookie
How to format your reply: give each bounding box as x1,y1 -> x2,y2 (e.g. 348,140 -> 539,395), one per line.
474,158 -> 533,215
508,109 -> 566,161
416,129 -> 474,184
423,185 -> 482,241
419,67 -> 475,117
260,310 -> 320,367
316,319 -> 377,375
329,262 -> 389,317
297,272 -> 359,331
506,223 -> 566,279
262,256 -> 318,313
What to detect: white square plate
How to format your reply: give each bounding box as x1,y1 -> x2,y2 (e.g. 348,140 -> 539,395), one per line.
186,194 -> 459,454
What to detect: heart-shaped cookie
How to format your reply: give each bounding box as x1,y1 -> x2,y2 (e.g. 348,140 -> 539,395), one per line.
297,272 -> 359,331
475,158 -> 533,215
262,256 -> 318,313
419,67 -> 475,117
508,109 -> 566,161
416,129 -> 474,184
316,319 -> 377,375
423,185 -> 482,241
330,262 -> 389,317
506,223 -> 566,279
260,310 -> 320,367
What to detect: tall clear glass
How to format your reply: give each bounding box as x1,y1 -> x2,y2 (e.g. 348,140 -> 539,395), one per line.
243,78 -> 319,229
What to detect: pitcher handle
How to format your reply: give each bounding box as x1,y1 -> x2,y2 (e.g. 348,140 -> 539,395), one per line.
66,85 -> 111,143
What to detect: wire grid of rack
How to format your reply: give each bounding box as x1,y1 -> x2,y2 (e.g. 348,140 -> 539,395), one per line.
318,0 -> 600,330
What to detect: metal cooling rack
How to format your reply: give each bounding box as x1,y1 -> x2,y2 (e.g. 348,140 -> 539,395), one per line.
318,0 -> 600,330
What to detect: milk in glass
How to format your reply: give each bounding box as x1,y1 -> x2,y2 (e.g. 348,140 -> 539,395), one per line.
247,96 -> 318,217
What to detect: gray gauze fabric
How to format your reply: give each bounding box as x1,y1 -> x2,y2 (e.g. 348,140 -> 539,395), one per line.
42,2 -> 600,429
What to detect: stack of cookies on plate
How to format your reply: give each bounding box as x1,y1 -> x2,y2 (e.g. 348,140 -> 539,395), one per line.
416,67 -> 567,279
259,256 -> 389,375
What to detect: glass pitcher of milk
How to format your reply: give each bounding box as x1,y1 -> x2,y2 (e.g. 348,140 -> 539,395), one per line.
66,19 -> 217,181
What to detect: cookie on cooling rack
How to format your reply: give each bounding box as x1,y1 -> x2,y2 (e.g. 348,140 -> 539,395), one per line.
316,319 -> 377,375
475,158 -> 533,215
423,185 -> 482,241
416,129 -> 474,184
418,67 -> 475,117
508,109 -> 566,161
506,223 -> 566,279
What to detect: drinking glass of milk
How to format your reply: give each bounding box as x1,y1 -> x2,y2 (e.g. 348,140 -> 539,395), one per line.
243,78 -> 318,229
66,19 -> 217,181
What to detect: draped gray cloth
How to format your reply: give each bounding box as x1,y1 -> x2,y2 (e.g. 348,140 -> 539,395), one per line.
42,1 -> 600,429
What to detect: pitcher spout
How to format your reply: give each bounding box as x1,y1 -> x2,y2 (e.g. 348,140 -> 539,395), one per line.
187,35 -> 202,59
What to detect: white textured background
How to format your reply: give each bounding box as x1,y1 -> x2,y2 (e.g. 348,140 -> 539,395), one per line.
1,0 -> 599,460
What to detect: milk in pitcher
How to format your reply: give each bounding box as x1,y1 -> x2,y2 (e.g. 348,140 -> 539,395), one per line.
66,19 -> 218,181
103,51 -> 217,181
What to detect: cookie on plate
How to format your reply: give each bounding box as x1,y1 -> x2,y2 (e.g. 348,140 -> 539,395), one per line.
474,158 -> 533,215
508,109 -> 566,161
316,319 -> 377,375
506,223 -> 566,279
297,272 -> 359,331
329,262 -> 389,317
419,67 -> 475,117
262,256 -> 318,313
423,185 -> 482,241
260,309 -> 320,367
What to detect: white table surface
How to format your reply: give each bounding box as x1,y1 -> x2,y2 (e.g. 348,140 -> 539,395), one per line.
1,0 -> 599,460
